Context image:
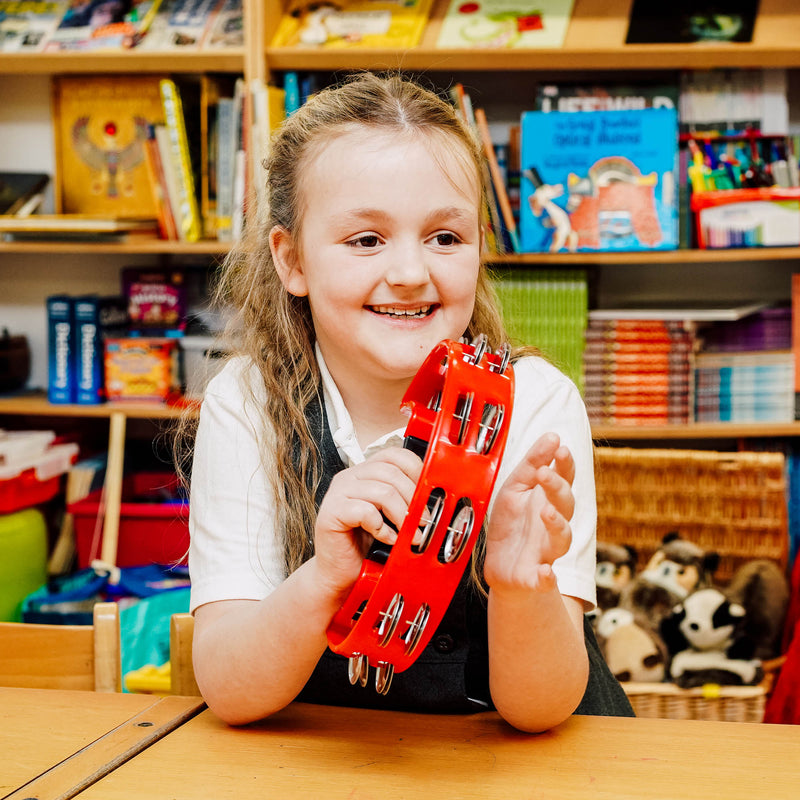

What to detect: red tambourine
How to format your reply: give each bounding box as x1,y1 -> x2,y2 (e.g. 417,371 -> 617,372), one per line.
326,334 -> 514,694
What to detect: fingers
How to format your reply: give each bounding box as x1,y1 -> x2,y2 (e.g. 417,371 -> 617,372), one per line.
319,447 -> 423,544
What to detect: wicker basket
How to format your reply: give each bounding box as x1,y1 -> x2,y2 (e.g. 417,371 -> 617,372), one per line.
594,447 -> 789,583
623,681 -> 768,722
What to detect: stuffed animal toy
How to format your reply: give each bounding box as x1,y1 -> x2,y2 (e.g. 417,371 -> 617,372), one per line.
725,559 -> 789,661
660,587 -> 763,689
595,542 -> 638,611
595,607 -> 666,684
621,532 -> 719,634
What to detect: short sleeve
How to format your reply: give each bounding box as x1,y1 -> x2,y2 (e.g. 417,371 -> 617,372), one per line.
188,358 -> 286,612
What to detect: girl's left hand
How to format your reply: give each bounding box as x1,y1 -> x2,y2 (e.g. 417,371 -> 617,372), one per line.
483,432 -> 576,596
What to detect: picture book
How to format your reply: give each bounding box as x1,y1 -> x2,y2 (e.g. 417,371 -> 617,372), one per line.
202,0 -> 241,48
436,0 -> 574,49
137,0 -> 217,49
519,108 -> 679,254
43,0 -> 133,50
53,75 -> 165,218
270,0 -> 433,50
0,0 -> 68,51
534,82 -> 679,114
123,266 -> 187,333
626,0 -> 758,45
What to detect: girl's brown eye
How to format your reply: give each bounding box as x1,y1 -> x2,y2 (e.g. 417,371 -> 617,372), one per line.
351,235 -> 380,248
435,233 -> 459,246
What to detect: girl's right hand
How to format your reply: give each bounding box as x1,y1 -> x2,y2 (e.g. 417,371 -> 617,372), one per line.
313,446 -> 423,599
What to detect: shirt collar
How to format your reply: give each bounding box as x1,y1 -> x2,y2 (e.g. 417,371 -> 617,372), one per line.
316,344 -> 405,466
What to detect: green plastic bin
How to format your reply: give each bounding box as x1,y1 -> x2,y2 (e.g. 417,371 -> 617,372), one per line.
0,508 -> 47,621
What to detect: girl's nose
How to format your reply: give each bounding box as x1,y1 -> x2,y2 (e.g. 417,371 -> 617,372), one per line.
384,243 -> 429,286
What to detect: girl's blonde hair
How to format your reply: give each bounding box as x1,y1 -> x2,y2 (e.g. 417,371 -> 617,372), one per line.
183,72 -> 519,579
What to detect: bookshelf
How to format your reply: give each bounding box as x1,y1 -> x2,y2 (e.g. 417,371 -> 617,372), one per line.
262,0 -> 800,73
3,0 -> 800,546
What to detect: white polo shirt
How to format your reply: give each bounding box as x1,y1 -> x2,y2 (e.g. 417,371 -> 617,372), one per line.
188,349 -> 597,613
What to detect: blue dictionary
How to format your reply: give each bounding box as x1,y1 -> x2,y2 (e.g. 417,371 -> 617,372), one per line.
519,107 -> 679,253
46,295 -> 74,404
73,295 -> 128,404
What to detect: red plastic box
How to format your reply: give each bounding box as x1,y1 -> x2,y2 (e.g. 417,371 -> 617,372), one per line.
0,431 -> 78,514
69,472 -> 189,568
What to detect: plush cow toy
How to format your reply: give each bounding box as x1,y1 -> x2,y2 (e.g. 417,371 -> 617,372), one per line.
660,587 -> 763,689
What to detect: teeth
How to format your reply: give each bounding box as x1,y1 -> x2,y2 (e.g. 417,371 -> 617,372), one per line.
373,305 -> 431,318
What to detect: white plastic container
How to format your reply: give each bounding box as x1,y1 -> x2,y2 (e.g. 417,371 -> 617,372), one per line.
179,336 -> 228,400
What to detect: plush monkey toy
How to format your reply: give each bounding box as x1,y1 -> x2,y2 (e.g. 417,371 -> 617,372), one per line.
595,542 -> 638,611
621,532 -> 719,634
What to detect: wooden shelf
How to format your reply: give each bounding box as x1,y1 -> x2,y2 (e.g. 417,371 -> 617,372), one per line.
0,395 -> 189,420
264,0 -> 800,73
3,395 -> 800,439
592,421 -> 800,441
0,239 -> 231,256
485,247 -> 800,266
0,50 -> 246,75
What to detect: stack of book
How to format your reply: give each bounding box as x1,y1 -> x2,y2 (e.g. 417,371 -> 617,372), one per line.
492,269 -> 587,390
584,314 -> 694,426
694,306 -> 793,423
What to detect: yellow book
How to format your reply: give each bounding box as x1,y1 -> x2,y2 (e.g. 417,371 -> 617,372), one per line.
159,78 -> 202,242
270,0 -> 433,49
52,76 -> 165,217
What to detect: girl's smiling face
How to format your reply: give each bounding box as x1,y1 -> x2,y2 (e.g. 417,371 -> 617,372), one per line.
271,126 -> 483,393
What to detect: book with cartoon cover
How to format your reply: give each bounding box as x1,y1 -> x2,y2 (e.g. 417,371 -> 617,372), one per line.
519,107 -> 679,253
436,0 -> 573,49
271,0 -> 433,49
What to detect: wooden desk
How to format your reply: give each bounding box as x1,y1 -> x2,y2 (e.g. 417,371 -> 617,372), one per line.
75,701 -> 799,800
0,687 -> 204,800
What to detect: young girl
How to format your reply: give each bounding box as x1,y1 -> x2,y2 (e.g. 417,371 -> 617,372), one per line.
187,72 -> 632,731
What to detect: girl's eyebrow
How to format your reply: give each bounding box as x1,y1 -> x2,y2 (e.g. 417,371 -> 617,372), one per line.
337,206 -> 476,227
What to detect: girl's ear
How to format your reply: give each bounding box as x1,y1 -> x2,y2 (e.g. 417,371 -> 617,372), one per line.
269,225 -> 308,297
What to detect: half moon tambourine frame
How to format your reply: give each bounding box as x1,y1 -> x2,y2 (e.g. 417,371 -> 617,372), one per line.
326,335 -> 514,694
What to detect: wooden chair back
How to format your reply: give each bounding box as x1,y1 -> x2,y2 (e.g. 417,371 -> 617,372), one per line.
170,612 -> 201,696
0,601 -> 121,692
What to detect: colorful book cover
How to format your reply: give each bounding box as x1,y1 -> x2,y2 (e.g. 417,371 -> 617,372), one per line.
137,0 -> 217,49
52,75 -> 164,217
534,82 -> 679,114
519,108 -> 679,254
0,0 -> 68,51
436,0 -> 573,49
43,0 -> 132,50
271,0 -> 433,49
46,295 -> 74,404
123,266 -> 187,333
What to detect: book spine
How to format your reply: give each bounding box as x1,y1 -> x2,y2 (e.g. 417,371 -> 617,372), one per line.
215,96 -> 235,241
154,123 -> 184,238
160,78 -> 202,242
144,123 -> 178,240
47,295 -> 74,404
73,295 -> 104,405
793,273 -> 800,420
